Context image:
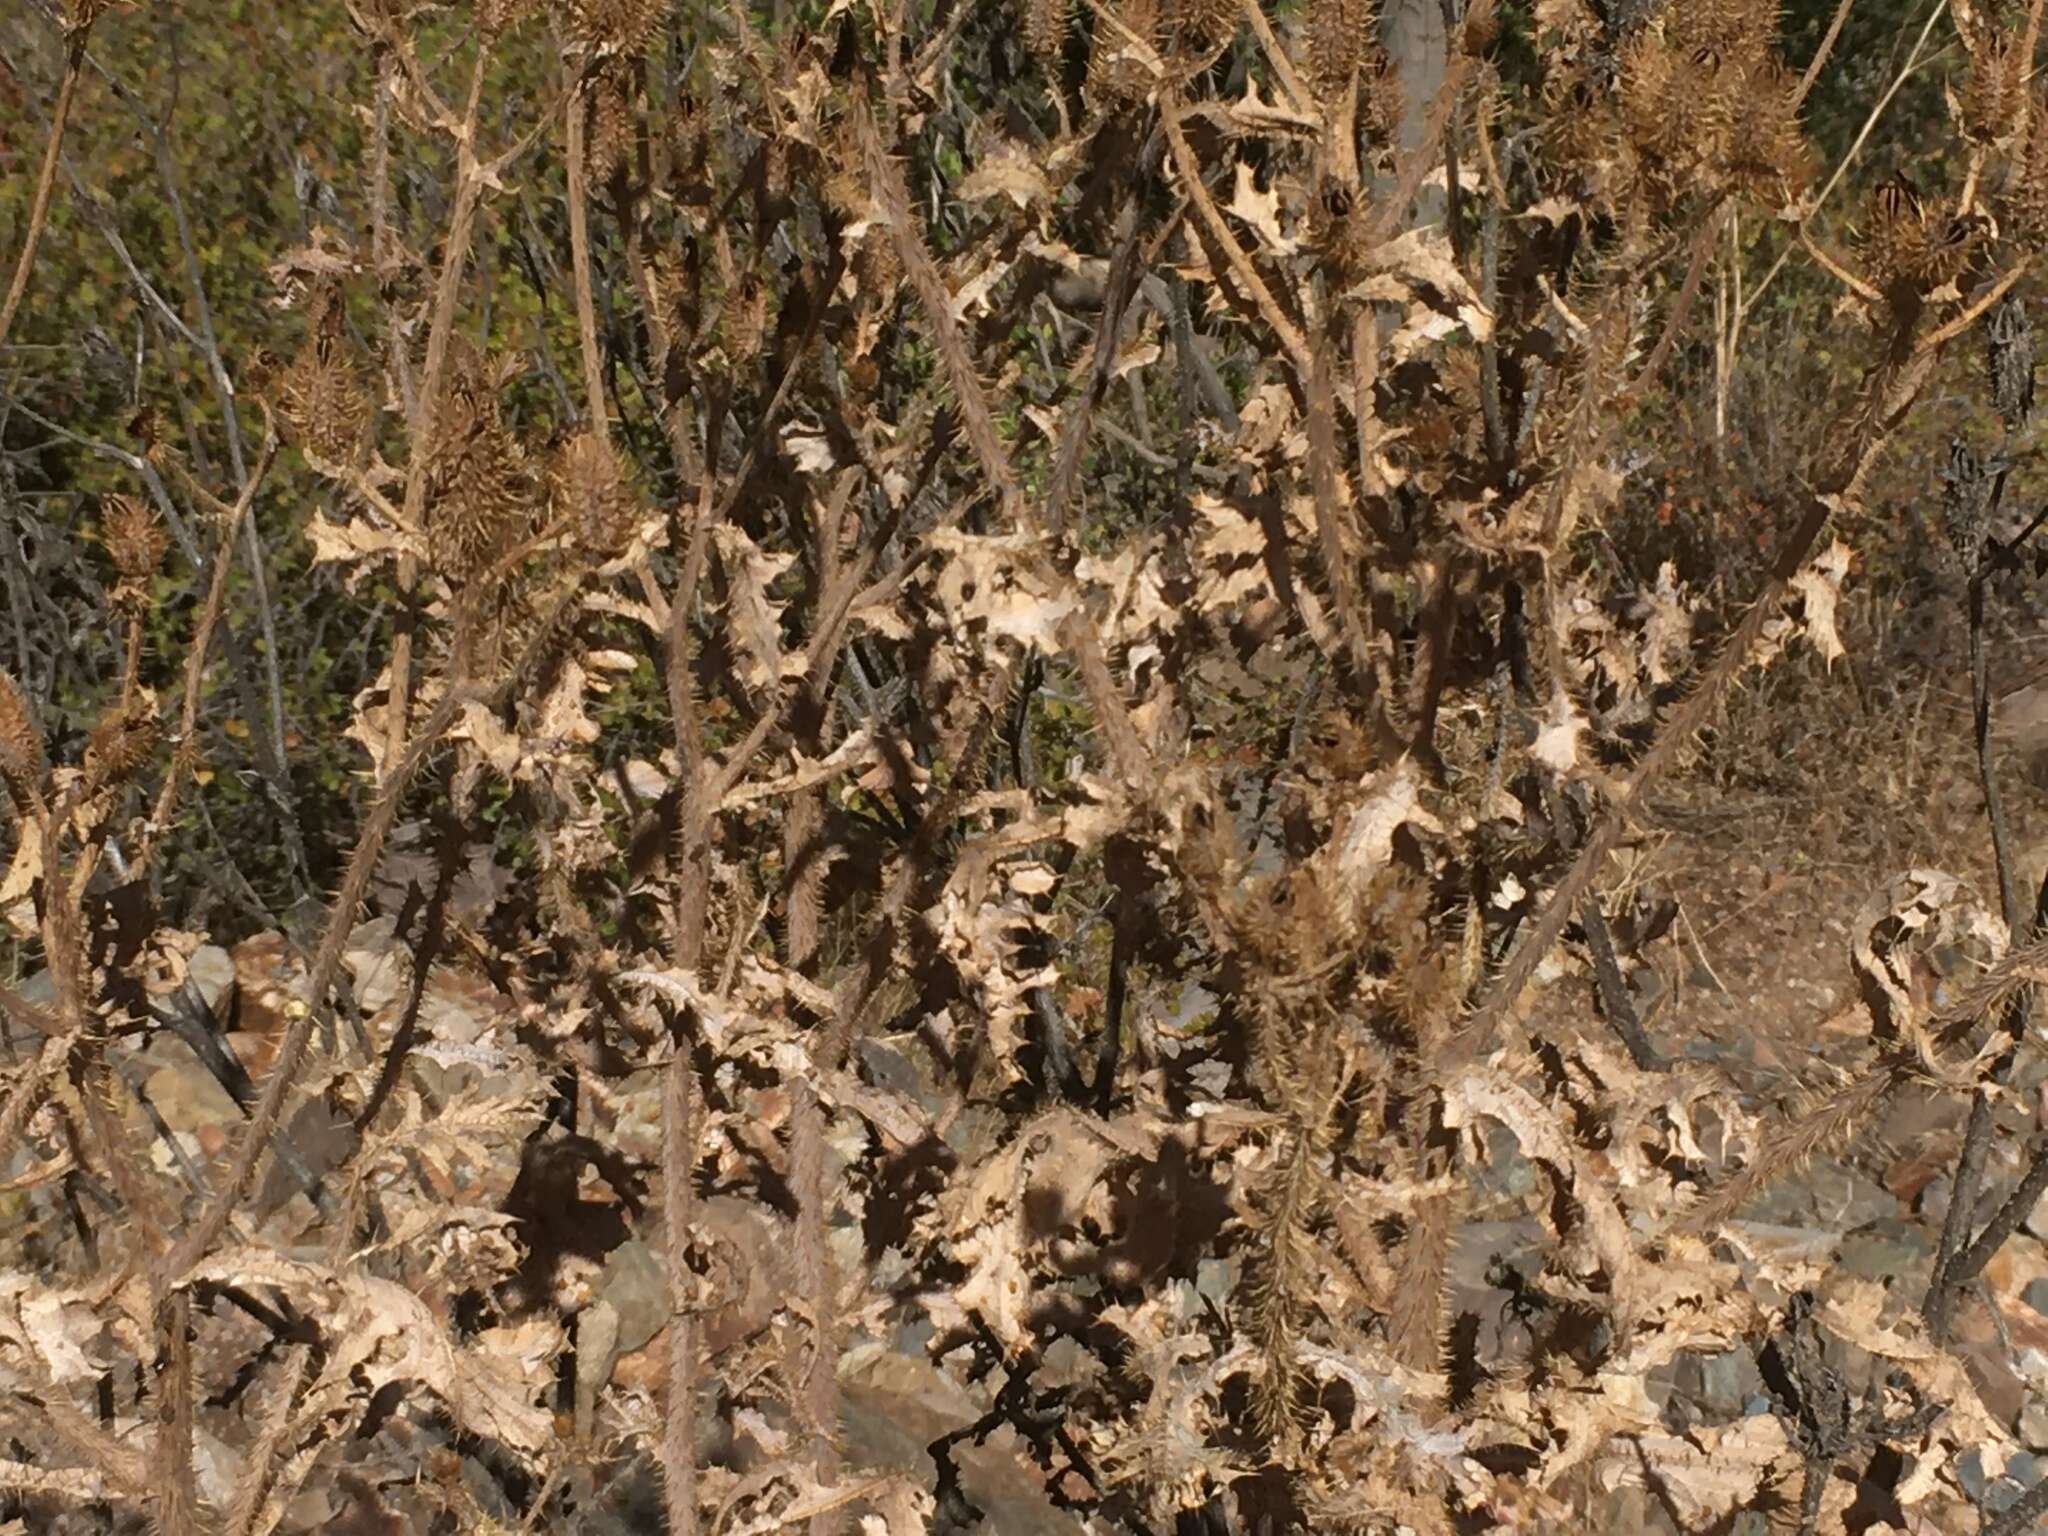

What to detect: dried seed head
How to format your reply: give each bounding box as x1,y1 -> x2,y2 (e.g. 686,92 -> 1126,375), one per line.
548,429 -> 640,557
1859,173 -> 1933,294
63,0 -> 119,33
424,346 -> 535,584
1988,293 -> 2035,429
1302,0 -> 1367,103
2011,91 -> 2048,246
720,273 -> 770,366
1545,68 -> 1623,186
566,0 -> 669,55
99,492 -> 166,616
1087,0 -> 1160,105
1940,438 -> 2005,574
1023,0 -> 1069,72
1964,24 -> 2027,144
276,288 -> 370,468
1361,47 -> 1405,143
0,669 -> 46,812
1668,0 -> 1772,67
1719,65 -> 1809,204
82,698 -> 160,792
475,0 -> 540,35
587,65 -> 636,183
1164,0 -> 1237,58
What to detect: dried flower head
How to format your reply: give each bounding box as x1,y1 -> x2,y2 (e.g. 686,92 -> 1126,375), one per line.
2009,89 -> 2048,245
1087,0 -> 1160,105
1302,0 -> 1368,102
1940,437 -> 2005,574
1023,0 -> 1069,71
82,697 -> 161,793
565,0 -> 669,55
548,429 -> 641,557
1964,22 -> 2027,144
0,669 -> 46,813
475,0 -> 540,35
99,492 -> 167,615
1166,0 -> 1237,58
1987,292 -> 2035,429
586,65 -> 636,183
1860,173 -> 1939,296
276,288 -> 370,468
423,346 -> 535,584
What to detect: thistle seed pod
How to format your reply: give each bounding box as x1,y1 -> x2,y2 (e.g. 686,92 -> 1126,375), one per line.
277,291 -> 370,468
1721,68 -> 1810,204
475,0 -> 539,34
1171,0 -> 1239,55
423,352 -> 535,584
1940,438 -> 2005,575
1361,46 -> 1405,143
1859,173 -> 1932,294
587,67 -> 636,183
2012,94 -> 2048,245
1087,0 -> 1160,104
0,669 -> 46,813
721,273 -> 769,366
1669,0 -> 1770,65
1023,0 -> 1069,71
63,0 -> 116,33
1302,0 -> 1366,102
82,699 -> 160,793
548,429 -> 640,557
99,492 -> 166,617
1964,26 -> 2026,144
566,0 -> 669,55
1988,292 -> 2035,429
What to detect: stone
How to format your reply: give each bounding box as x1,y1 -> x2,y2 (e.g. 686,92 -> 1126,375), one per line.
1958,1447 -> 1992,1502
2022,1400 -> 2048,1452
599,1238 -> 670,1358
2026,1188 -> 2048,1243
1835,1218 -> 1933,1288
1692,1348 -> 1764,1421
1471,1122 -> 1537,1203
1740,1157 -> 1895,1230
2027,1278 -> 2048,1317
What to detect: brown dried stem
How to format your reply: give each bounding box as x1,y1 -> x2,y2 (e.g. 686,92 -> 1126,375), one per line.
0,32 -> 85,357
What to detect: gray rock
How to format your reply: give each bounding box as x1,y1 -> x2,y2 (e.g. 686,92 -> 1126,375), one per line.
2026,1188 -> 2048,1242
1740,1157 -> 1895,1230
858,1036 -> 935,1112
1471,1122 -> 1537,1203
1195,1256 -> 1236,1307
186,945 -> 235,1011
599,1238 -> 669,1356
1835,1218 -> 1933,1287
2022,1400 -> 2048,1453
2026,1279 -> 2048,1317
1687,1351 -> 1769,1425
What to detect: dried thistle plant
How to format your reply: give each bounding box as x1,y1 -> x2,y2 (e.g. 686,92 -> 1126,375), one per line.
422,346 -> 535,584
1987,292 -> 2035,429
1940,437 -> 2003,575
547,427 -> 640,557
276,285 -> 371,468
565,0 -> 669,56
99,491 -> 166,615
0,669 -> 45,814
81,693 -> 161,793
1023,0 -> 1069,71
1302,0 -> 1370,104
